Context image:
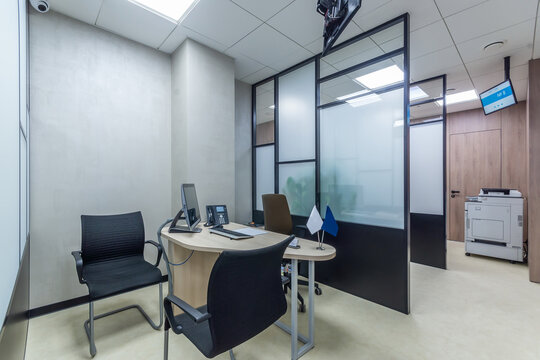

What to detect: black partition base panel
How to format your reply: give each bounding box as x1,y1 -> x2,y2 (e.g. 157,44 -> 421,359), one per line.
254,210 -> 409,314
0,241 -> 30,360
410,213 -> 446,269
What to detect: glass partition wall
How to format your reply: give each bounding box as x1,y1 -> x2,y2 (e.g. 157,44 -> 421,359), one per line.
252,15 -> 411,314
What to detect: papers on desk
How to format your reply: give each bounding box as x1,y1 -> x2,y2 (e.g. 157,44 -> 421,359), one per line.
234,227 -> 268,236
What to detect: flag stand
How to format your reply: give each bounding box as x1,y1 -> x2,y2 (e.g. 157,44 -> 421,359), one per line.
317,231 -> 325,250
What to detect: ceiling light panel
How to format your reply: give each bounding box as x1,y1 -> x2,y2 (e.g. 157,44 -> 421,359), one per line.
131,0 -> 198,21
436,90 -> 478,106
410,86 -> 429,101
355,65 -> 404,90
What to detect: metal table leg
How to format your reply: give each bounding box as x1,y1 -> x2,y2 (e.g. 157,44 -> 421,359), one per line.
275,260 -> 316,360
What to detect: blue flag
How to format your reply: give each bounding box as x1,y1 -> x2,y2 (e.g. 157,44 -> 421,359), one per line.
321,206 -> 338,237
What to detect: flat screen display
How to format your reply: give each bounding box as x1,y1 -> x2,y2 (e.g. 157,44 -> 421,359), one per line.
480,79 -> 517,115
181,184 -> 201,229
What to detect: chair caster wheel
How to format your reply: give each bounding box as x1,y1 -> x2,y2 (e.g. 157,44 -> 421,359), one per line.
314,287 -> 322,296
465,253 -> 471,256
510,261 -> 516,264
299,304 -> 306,313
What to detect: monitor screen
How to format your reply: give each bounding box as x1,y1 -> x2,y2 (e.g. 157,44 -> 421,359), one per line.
480,79 -> 517,115
181,184 -> 201,229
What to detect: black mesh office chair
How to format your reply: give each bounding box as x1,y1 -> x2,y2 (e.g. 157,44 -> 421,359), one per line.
71,211 -> 164,357
162,236 -> 292,360
262,194 -> 322,312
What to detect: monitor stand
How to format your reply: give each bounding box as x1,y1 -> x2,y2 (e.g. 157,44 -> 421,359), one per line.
168,209 -> 202,233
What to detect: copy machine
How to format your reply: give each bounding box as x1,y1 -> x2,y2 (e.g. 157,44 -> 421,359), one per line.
465,188 -> 524,263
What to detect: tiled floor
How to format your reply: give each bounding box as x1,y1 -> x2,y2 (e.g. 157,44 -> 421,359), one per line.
26,241 -> 540,359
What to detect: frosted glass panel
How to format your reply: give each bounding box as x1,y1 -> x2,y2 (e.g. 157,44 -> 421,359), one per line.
20,131 -> 27,257
279,162 -> 315,216
256,146 -> 275,211
320,88 -> 404,229
278,62 -> 315,162
410,122 -> 443,215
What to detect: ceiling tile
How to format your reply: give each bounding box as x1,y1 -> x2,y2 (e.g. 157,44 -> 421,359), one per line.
472,65 -> 529,99
411,46 -> 463,81
241,67 -> 277,84
159,25 -> 187,53
231,0 -> 293,21
534,16 -> 540,59
96,0 -> 176,49
465,46 -> 532,78
472,72 -> 507,94
456,19 -> 535,63
410,20 -> 453,59
181,0 -> 262,48
353,0 -> 441,32
355,0 -> 392,17
228,24 -> 312,72
512,78 -> 528,101
48,0 -> 103,25
445,0 -> 538,44
225,48 -> 266,79
303,21 -> 364,54
267,0 -> 329,46
447,99 -> 483,114
434,0 -> 488,18
446,78 -> 475,94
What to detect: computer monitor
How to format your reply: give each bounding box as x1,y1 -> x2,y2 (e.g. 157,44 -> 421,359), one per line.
181,183 -> 201,229
169,183 -> 202,233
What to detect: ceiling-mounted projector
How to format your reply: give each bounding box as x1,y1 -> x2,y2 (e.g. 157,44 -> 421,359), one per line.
30,0 -> 49,13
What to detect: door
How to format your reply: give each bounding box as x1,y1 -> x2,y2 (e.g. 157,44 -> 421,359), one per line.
449,130 -> 501,241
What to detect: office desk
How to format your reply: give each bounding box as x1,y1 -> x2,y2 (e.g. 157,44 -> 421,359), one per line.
161,222 -> 336,360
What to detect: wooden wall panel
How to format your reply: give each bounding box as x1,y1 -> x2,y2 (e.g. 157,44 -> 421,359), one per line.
448,108 -> 501,134
528,59 -> 540,283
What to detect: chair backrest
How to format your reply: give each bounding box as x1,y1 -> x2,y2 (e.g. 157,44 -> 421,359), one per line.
206,237 -> 291,357
81,211 -> 145,264
262,194 -> 293,235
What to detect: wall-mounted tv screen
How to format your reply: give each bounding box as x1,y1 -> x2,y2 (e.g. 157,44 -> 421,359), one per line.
318,0 -> 362,56
479,79 -> 517,115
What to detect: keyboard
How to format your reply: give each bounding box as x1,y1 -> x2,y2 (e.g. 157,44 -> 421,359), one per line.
209,227 -> 253,240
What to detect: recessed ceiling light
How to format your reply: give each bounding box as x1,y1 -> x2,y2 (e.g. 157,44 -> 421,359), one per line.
483,41 -> 505,52
436,90 -> 478,106
355,65 -> 404,90
336,89 -> 370,101
131,0 -> 199,22
410,86 -> 429,101
346,93 -> 382,107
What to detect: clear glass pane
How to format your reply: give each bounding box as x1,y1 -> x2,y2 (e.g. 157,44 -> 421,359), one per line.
279,162 -> 315,217
256,145 -> 275,211
278,62 -> 315,162
320,22 -> 404,76
410,101 -> 443,124
320,88 -> 404,229
255,80 -> 275,145
410,77 -> 444,103
320,56 -> 404,106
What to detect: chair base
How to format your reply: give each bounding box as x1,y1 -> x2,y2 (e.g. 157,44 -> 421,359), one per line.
163,328 -> 236,360
85,283 -> 163,357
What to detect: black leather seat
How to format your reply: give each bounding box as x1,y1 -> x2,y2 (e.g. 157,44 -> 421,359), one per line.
72,211 -> 164,357
162,236 -> 293,359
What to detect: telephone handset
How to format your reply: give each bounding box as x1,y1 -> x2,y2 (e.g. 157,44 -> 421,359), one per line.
205,205 -> 229,227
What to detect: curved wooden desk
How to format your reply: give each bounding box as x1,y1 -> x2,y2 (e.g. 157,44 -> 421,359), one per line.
161,222 -> 336,360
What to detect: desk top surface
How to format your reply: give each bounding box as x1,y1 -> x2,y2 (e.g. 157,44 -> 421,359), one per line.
161,222 -> 336,262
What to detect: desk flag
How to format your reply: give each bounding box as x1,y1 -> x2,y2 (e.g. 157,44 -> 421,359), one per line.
321,206 -> 338,237
306,206 -> 323,234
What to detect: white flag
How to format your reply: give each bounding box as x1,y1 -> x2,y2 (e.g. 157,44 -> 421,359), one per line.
306,206 -> 323,235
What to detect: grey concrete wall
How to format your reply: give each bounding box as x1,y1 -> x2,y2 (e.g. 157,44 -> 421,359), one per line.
29,11 -> 172,308
171,40 -> 236,221
235,80 -> 252,224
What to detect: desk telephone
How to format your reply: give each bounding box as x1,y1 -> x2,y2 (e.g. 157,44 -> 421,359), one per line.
205,205 -> 229,226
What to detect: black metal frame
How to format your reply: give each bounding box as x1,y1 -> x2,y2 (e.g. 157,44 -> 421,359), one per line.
251,14 -> 411,313
409,74 -> 447,269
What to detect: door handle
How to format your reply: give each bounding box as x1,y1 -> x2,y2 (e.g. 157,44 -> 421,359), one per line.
451,190 -> 460,198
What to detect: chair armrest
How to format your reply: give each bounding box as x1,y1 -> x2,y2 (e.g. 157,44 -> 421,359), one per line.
163,295 -> 211,334
71,251 -> 86,284
145,240 -> 162,267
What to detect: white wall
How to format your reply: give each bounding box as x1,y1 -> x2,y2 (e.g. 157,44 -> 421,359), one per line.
235,80 -> 252,224
171,40 -> 236,221
0,0 -> 27,329
29,11 -> 172,308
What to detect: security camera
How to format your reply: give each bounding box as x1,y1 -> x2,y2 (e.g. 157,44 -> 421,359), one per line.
30,0 -> 49,13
